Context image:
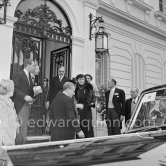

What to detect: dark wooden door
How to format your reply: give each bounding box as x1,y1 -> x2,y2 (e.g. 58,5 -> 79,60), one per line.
11,1 -> 72,136
50,46 -> 71,80
11,33 -> 41,78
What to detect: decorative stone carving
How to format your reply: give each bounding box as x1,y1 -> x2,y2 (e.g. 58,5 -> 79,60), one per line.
81,0 -> 99,10
126,0 -> 153,13
110,0 -> 116,6
144,10 -> 151,22
154,11 -> 166,23
15,3 -> 72,36
129,0 -> 153,11
156,16 -> 162,28
126,0 -> 133,13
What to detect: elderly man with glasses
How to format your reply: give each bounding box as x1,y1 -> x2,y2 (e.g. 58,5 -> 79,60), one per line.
46,66 -> 68,109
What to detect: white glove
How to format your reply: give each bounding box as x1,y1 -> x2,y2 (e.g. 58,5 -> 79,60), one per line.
76,103 -> 84,110
78,131 -> 85,138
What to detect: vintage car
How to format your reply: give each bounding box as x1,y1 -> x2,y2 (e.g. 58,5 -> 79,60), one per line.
0,84 -> 166,166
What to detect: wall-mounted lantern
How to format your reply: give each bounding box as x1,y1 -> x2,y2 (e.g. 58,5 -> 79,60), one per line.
89,13 -> 108,54
95,26 -> 108,54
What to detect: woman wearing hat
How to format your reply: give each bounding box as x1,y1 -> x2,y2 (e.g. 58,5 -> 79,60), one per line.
0,79 -> 19,146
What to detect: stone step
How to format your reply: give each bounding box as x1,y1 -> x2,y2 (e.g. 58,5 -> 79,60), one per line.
26,135 -> 51,144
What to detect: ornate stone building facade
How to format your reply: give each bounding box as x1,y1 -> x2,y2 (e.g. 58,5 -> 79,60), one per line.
0,0 -> 166,95
0,1 -> 166,135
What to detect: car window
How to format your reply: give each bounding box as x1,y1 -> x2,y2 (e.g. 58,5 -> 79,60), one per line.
128,89 -> 166,131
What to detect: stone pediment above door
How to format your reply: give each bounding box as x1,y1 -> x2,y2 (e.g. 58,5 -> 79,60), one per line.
14,0 -> 71,44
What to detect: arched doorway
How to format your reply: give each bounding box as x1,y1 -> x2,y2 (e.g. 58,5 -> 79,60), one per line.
11,0 -> 72,136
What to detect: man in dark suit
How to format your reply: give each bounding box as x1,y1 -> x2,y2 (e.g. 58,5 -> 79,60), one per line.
12,59 -> 36,144
46,66 -> 68,109
105,78 -> 126,135
125,87 -> 139,124
30,64 -> 40,86
50,82 -> 84,141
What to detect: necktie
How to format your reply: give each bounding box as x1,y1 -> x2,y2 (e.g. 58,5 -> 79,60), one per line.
59,76 -> 62,82
133,99 -> 136,104
31,76 -> 35,85
108,89 -> 114,108
131,99 -> 137,115
27,73 -> 30,85
110,89 -> 113,100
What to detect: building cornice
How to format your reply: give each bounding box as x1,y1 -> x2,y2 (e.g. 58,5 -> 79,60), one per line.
0,14 -> 18,28
99,1 -> 166,39
105,22 -> 166,51
71,35 -> 85,47
79,0 -> 99,10
128,0 -> 153,11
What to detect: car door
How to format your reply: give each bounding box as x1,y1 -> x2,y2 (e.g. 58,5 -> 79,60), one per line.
1,85 -> 166,166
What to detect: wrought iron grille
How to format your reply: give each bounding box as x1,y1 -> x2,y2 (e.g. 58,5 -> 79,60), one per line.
14,3 -> 71,43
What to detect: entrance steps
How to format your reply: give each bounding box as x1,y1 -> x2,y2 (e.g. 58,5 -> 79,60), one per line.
26,135 -> 51,144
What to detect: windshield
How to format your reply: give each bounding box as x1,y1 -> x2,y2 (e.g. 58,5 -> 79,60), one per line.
127,88 -> 166,131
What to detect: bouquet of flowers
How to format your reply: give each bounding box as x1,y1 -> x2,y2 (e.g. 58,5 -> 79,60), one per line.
96,84 -> 108,121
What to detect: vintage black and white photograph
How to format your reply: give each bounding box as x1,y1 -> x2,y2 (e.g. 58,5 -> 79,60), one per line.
0,0 -> 166,166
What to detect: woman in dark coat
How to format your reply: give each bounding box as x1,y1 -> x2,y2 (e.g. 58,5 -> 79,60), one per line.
75,74 -> 95,138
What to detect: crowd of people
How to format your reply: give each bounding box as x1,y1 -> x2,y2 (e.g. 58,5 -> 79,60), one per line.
1,58 -> 165,147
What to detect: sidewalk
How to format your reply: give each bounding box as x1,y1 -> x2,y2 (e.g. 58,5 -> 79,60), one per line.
92,108 -> 108,137
92,108 -> 126,137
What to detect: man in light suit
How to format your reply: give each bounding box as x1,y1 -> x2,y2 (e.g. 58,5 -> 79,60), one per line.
46,66 -> 68,109
125,87 -> 139,124
105,78 -> 126,135
12,59 -> 36,144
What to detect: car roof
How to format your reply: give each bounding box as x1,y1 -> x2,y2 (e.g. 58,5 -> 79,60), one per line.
141,84 -> 166,94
